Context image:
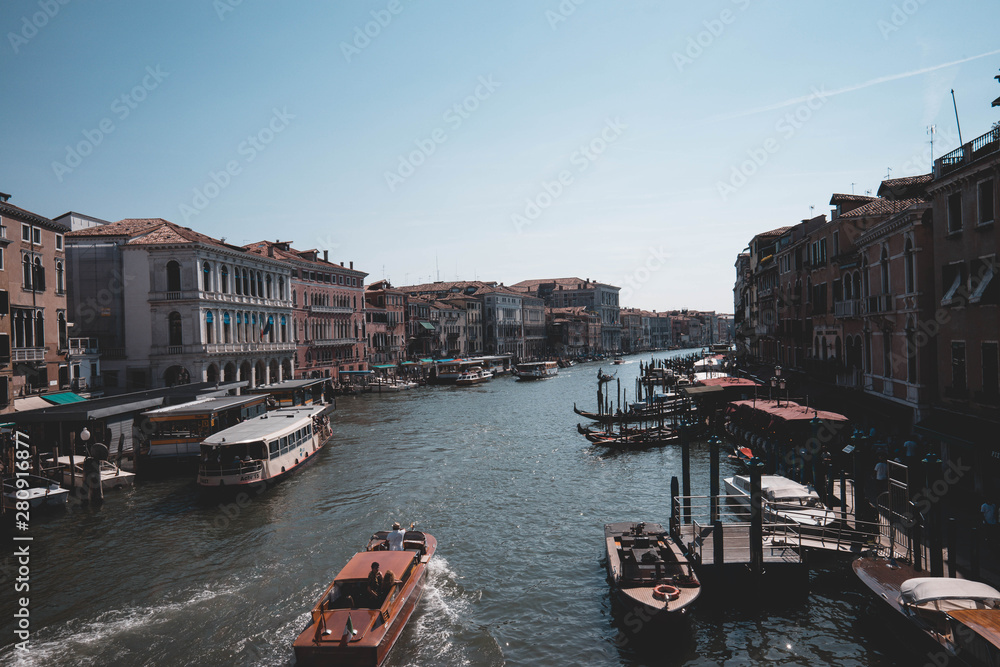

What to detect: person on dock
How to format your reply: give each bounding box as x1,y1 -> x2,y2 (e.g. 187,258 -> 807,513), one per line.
387,522 -> 406,551
982,499 -> 998,544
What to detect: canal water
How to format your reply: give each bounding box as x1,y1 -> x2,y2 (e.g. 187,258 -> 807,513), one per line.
2,349 -> 909,666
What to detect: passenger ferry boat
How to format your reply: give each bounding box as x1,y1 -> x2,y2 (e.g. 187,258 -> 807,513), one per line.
514,360 -> 559,380
724,474 -> 837,527
196,404 -> 334,489
141,394 -> 268,462
455,366 -> 492,386
293,528 -> 437,667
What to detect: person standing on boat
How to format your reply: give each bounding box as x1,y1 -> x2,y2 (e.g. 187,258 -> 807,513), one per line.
387,522 -> 406,551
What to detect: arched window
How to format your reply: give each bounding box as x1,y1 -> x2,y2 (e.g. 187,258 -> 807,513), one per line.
33,257 -> 44,291
292,289 -> 297,306
166,260 -> 181,292
235,267 -> 242,295
880,247 -> 890,295
267,315 -> 275,342
223,311 -> 231,343
904,238 -> 915,293
265,274 -> 272,299
35,311 -> 44,345
22,255 -> 32,289
278,276 -> 285,300
168,312 -> 183,346
221,266 -> 229,294
205,310 -> 214,344
56,261 -> 65,293
256,272 -> 264,297
236,312 -> 243,342
249,270 -> 257,297
280,315 -> 287,342
58,312 -> 67,350
203,262 -> 212,292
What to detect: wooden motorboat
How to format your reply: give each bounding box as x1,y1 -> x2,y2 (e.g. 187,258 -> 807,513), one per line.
612,356 -> 625,365
724,474 -> 837,527
2,474 -> 69,510
293,529 -> 436,667
854,555 -> 1000,666
605,521 -> 700,625
455,367 -> 492,386
51,456 -> 135,491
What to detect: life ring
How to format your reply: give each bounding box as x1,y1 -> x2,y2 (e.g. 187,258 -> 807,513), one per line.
652,584 -> 680,601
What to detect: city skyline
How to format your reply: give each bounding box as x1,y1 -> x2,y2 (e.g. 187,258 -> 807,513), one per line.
3,2 -> 1000,313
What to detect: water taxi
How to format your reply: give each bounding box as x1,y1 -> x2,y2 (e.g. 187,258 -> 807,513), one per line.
196,404 -> 334,489
854,555 -> 1000,666
455,366 -> 492,386
293,529 -> 436,667
51,456 -> 135,491
604,521 -> 700,626
724,474 -> 837,527
514,360 -> 559,380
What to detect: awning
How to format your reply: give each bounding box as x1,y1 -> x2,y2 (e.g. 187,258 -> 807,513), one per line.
682,385 -> 726,397
42,392 -> 87,405
339,370 -> 373,375
372,364 -> 395,369
419,321 -> 435,330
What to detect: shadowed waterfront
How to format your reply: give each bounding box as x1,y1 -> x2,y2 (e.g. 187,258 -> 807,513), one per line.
3,350 -> 911,665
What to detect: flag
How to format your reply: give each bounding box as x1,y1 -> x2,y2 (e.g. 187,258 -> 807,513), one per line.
261,318 -> 273,338
344,613 -> 357,638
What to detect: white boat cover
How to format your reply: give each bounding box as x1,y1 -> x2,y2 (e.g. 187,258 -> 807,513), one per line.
901,577 -> 1000,610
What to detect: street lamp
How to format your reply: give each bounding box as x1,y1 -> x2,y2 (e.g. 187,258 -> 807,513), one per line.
770,366 -> 787,406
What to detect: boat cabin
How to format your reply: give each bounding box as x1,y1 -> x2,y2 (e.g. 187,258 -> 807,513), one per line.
246,378 -> 328,407
141,394 -> 268,460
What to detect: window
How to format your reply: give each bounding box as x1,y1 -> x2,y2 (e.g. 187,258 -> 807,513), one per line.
880,247 -> 890,295
906,325 -> 917,384
235,267 -> 242,295
882,331 -> 892,378
57,311 -> 67,350
32,228 -> 40,245
952,342 -> 967,393
941,262 -> 966,306
265,274 -> 272,299
32,257 -> 44,291
55,234 -> 63,250
166,260 -> 181,292
223,312 -> 231,343
168,312 -> 183,346
983,342 -> 999,397
832,230 -> 839,258
203,262 -> 212,292
0,247 -> 4,272
979,179 -> 995,226
220,266 -> 229,293
22,255 -> 31,288
947,192 -> 963,233
969,257 -> 997,305
56,261 -> 64,293
205,310 -> 214,344
21,224 -> 29,241
904,239 -> 915,293
34,311 -> 44,345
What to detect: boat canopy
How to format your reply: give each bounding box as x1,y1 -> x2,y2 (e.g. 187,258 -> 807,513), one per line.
726,399 -> 849,423
901,577 -> 1000,610
334,551 -> 416,583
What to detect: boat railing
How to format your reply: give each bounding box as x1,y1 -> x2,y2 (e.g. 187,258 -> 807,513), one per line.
198,459 -> 264,477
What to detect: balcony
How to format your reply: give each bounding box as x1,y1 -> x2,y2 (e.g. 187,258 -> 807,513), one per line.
834,299 -> 860,318
71,376 -> 103,392
153,341 -> 297,356
68,337 -> 99,355
310,338 -> 358,347
150,290 -> 289,308
936,126 -> 1000,177
864,293 -> 894,315
309,304 -> 354,315
12,347 -> 45,362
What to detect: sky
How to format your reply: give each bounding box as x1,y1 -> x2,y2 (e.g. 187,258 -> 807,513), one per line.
2,1 -> 999,313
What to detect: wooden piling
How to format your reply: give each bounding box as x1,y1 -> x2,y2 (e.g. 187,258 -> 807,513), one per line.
681,430 -> 691,525
929,512 -> 944,577
947,517 -> 957,577
749,460 -> 764,577
970,526 -> 981,580
713,519 -> 724,565
709,436 -> 720,523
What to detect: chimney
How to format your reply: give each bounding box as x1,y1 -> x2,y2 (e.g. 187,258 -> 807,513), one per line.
350,261 -> 353,270
324,250 -> 328,262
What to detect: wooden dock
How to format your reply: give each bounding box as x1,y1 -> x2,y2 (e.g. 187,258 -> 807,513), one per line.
676,522 -> 801,566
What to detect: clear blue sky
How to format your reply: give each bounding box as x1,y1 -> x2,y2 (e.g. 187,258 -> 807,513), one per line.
2,1 -> 999,312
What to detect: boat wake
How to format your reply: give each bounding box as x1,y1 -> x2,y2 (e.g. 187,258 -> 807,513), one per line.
0,582 -> 243,666
391,557 -> 500,667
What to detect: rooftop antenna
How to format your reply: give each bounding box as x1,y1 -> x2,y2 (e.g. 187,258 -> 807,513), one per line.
927,125 -> 936,169
809,205 -> 815,217
885,167 -> 892,179
851,183 -> 856,195
950,89 -> 964,147
435,254 -> 440,282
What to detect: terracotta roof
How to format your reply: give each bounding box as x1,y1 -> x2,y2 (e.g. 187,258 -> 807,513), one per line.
66,218 -> 167,237
474,285 -> 525,298
829,193 -> 876,204
398,280 -> 496,295
0,200 -> 67,230
243,240 -> 367,276
512,277 -> 612,290
877,173 -> 932,199
881,174 -> 932,188
753,226 -> 792,239
838,198 -> 923,219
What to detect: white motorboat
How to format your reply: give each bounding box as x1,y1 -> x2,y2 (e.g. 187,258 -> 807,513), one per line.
455,367 -> 492,386
52,456 -> 135,491
724,474 -> 837,527
514,361 -> 559,380
2,474 -> 70,510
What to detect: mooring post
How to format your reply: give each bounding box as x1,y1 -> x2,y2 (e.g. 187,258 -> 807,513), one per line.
713,518 -> 724,565
912,516 -> 922,572
929,511 -> 944,577
670,475 -> 680,538
947,517 -> 958,577
682,428 -> 691,525
840,469 -> 848,518
749,458 -> 764,577
709,436 -> 720,524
